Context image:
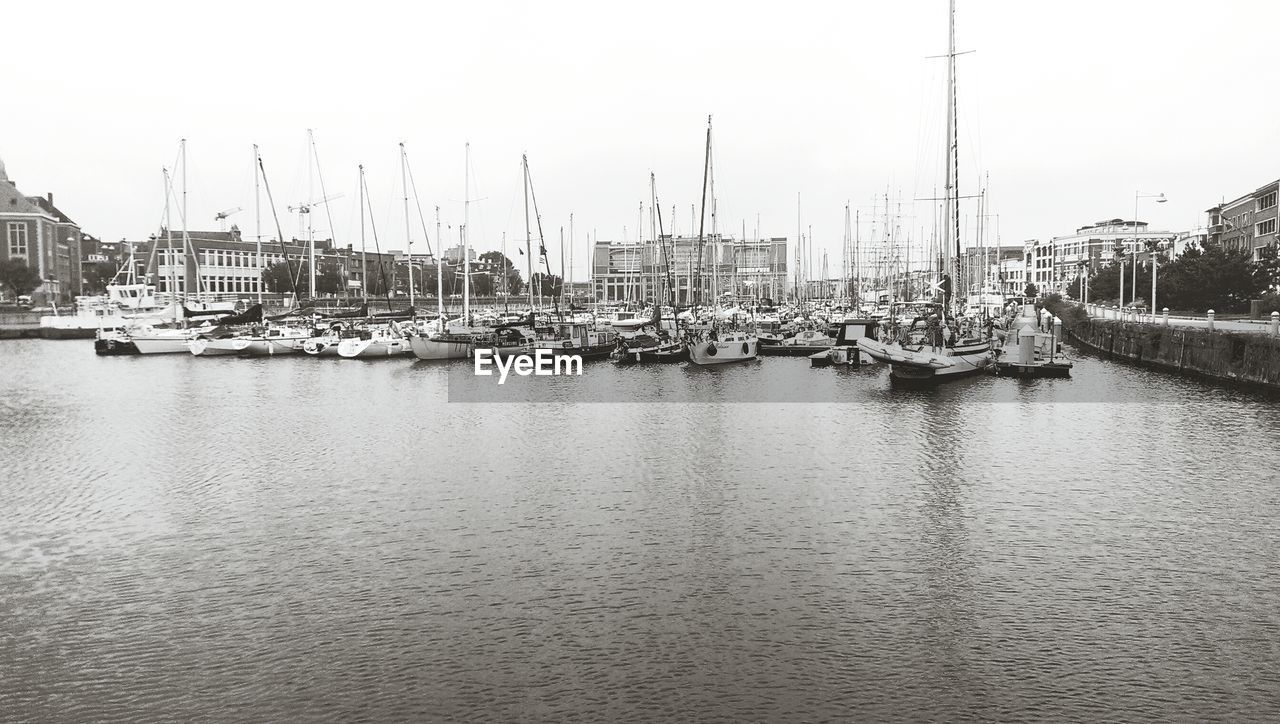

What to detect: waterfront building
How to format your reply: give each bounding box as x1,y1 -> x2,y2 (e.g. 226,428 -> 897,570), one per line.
996,256 -> 1026,295
127,227 -> 405,299
1206,179 -> 1278,259
0,157 -> 83,302
1022,220 -> 1177,295
958,244 -> 1022,292
590,235 -> 787,304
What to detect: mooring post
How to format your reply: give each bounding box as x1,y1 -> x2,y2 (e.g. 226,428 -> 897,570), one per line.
1163,307 -> 1169,327
1207,309 -> 1215,332
1271,311 -> 1278,337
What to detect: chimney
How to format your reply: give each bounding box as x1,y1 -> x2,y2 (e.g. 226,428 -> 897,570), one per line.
47,192 -> 53,207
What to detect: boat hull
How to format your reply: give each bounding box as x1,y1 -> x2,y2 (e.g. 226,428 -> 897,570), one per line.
859,338 -> 992,381
337,337 -> 414,358
687,338 -> 758,365
94,336 -> 139,355
237,338 -> 305,356
188,338 -> 244,356
410,335 -> 472,360
131,335 -> 194,355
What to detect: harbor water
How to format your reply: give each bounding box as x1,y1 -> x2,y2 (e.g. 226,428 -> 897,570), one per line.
2,339 -> 1278,721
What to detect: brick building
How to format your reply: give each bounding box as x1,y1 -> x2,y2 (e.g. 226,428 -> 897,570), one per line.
0,156 -> 82,301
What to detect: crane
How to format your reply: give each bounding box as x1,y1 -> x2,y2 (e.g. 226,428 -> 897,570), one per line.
287,193 -> 343,215
214,206 -> 242,231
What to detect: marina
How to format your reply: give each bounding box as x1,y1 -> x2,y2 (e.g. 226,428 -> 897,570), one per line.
6,0 -> 1280,720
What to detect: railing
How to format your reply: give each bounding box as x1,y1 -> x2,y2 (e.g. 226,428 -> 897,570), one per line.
1084,302 -> 1280,334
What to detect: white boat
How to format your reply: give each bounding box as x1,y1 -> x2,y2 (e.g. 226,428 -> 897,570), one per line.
337,325 -> 414,358
187,336 -> 244,356
236,326 -> 310,356
302,328 -> 344,356
687,328 -> 758,365
131,325 -> 199,355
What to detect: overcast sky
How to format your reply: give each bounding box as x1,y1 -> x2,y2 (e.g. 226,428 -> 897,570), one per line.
2,0 -> 1276,282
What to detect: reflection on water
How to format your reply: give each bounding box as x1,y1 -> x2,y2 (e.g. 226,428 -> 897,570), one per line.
2,339 -> 1279,722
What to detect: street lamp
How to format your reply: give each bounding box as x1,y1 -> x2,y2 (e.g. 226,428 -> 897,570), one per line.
1135,191 -> 1166,313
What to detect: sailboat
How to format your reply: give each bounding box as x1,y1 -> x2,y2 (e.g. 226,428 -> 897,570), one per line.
409,143 -> 494,360
857,0 -> 994,381
131,146 -> 237,354
685,117 -> 759,365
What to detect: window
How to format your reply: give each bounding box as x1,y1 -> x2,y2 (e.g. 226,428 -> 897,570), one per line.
8,222 -> 28,256
1258,192 -> 1277,212
1257,219 -> 1276,237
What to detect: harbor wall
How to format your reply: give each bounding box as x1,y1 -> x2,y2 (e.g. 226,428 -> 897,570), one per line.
0,312 -> 42,339
1046,299 -> 1280,391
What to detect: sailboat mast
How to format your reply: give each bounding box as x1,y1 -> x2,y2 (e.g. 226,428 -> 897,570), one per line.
254,145 -> 262,306
401,142 -> 413,311
163,168 -> 176,319
307,129 -> 316,299
435,206 -> 443,320
463,143 -> 471,324
180,139 -> 190,303
359,164 -> 367,306
695,116 -> 711,309
947,0 -> 960,316
523,154 -> 534,313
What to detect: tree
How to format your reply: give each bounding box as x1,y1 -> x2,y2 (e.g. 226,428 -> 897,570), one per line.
1024,282 -> 1038,299
81,261 -> 119,295
480,250 -> 524,296
1251,242 -> 1280,293
530,272 -> 563,298
262,260 -> 300,294
0,259 -> 43,301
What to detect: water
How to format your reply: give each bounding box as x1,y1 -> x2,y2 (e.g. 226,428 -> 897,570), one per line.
2,339 -> 1278,722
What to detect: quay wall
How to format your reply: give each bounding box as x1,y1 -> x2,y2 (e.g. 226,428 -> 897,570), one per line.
0,312 -> 42,339
1046,299 -> 1280,391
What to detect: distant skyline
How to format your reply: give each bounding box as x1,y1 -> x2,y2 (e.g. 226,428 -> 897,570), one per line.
2,0 -> 1277,283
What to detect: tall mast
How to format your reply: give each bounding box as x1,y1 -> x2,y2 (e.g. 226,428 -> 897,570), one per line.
695,115 -> 711,309
401,142 -> 414,311
463,143 -> 471,323
307,129 -> 316,299
523,154 -> 534,312
435,206 -> 443,321
163,167 -> 177,320
359,164 -> 368,305
946,0 -> 960,317
796,192 -> 802,303
254,145 -> 262,306
180,139 -> 190,303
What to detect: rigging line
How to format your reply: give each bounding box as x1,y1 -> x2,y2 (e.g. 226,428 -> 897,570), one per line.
402,151 -> 435,258
361,168 -> 395,310
257,154 -> 300,302
524,158 -> 557,314
312,133 -> 340,255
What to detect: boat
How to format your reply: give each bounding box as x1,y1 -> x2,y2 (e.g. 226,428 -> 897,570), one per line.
809,318 -> 880,367
302,325 -> 347,356
686,328 -> 758,365
535,320 -> 618,359
337,324 -> 415,358
759,320 -> 835,356
854,1 -> 993,383
684,117 -> 760,366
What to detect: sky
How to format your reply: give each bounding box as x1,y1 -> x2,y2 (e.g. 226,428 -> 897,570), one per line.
2,0 -> 1276,283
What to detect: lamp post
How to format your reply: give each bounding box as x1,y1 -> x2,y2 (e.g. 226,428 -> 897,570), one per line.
1116,240 -> 1125,314
1135,191 -> 1166,311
